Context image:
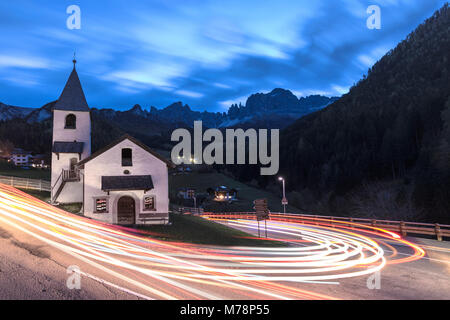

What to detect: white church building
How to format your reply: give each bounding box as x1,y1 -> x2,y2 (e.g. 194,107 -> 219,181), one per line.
51,59 -> 172,225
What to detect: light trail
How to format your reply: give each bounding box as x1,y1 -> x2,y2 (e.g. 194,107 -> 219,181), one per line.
0,184 -> 428,300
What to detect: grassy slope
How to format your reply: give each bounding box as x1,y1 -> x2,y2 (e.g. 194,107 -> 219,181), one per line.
0,160 -> 50,180
19,188 -> 283,247
0,168 -> 50,180
170,172 -> 301,213
138,213 -> 285,247
57,203 -> 83,214
18,189 -> 82,215
18,188 -> 51,202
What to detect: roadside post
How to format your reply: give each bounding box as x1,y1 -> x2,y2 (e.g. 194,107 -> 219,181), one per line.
253,198 -> 270,238
278,177 -> 287,214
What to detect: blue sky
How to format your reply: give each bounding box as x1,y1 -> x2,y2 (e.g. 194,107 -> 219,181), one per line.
0,0 -> 446,112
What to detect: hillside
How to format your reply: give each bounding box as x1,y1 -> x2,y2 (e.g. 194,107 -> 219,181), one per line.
275,4 -> 450,223
0,103 -> 34,120
0,89 -> 336,156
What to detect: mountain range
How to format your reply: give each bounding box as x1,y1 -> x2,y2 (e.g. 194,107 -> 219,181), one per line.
0,89 -> 337,129
0,103 -> 34,121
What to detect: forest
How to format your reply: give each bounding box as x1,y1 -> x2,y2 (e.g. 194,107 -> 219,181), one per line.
246,4 -> 450,223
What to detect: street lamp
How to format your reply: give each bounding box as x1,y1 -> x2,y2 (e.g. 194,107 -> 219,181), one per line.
278,177 -> 287,214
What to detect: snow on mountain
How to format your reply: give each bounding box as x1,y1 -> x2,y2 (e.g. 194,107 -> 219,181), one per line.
0,89 -> 340,129
0,102 -> 34,121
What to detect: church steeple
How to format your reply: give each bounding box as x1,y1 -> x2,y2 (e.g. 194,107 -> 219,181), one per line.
53,58 -> 89,112
51,58 -> 92,203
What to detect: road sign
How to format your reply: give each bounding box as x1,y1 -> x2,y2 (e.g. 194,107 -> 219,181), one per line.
253,198 -> 269,221
253,199 -> 267,205
253,199 -> 269,237
282,197 -> 288,205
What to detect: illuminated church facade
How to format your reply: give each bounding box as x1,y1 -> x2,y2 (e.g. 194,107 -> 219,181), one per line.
51,60 -> 171,225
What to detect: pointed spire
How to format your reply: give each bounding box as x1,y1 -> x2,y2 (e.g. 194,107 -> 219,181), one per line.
54,58 -> 89,112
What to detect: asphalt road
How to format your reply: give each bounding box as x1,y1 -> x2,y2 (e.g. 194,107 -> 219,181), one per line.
0,183 -> 449,300
214,218 -> 450,299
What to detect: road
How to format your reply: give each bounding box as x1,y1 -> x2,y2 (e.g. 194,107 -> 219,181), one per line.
211,218 -> 450,299
0,184 -> 449,300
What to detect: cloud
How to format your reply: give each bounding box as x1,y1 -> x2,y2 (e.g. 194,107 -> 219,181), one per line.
218,95 -> 249,109
35,28 -> 86,44
357,54 -> 376,68
0,0 -> 447,111
0,55 -> 50,69
104,60 -> 188,89
332,85 -> 350,95
175,90 -> 204,98
2,76 -> 39,87
213,82 -> 231,89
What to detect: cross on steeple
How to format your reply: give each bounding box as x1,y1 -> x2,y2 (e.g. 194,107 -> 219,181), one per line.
72,51 -> 77,68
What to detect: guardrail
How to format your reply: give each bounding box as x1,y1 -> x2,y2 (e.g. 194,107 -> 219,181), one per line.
0,175 -> 50,192
178,207 -> 204,215
201,211 -> 450,241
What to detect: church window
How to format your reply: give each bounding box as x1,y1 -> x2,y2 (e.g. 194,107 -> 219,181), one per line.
122,148 -> 132,166
65,114 -> 76,129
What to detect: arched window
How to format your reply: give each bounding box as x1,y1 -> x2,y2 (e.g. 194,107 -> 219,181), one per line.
65,114 -> 76,129
122,148 -> 132,166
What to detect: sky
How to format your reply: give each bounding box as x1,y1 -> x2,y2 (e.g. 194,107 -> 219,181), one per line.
0,0 -> 446,112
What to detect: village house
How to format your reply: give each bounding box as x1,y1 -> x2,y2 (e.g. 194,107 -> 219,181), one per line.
51,59 -> 173,225
31,154 -> 49,169
7,148 -> 49,168
213,186 -> 238,202
10,148 -> 33,167
177,187 -> 196,199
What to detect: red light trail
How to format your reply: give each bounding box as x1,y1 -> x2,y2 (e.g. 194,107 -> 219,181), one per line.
0,184 -> 428,300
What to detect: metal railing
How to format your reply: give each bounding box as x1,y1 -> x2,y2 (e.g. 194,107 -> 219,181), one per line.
62,169 -> 80,182
178,207 -> 204,215
0,175 -> 50,192
51,169 -> 81,203
201,211 -> 450,241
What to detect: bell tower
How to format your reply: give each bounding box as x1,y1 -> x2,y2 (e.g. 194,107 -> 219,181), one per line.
51,58 -> 91,203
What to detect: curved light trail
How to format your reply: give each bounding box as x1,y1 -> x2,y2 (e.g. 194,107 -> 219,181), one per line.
0,184 -> 426,300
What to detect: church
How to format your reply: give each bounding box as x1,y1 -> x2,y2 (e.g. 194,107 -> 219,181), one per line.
51,59 -> 172,225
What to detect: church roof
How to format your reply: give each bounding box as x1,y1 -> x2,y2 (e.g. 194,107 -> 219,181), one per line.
54,65 -> 90,112
52,141 -> 84,153
77,134 -> 175,168
101,175 -> 154,191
